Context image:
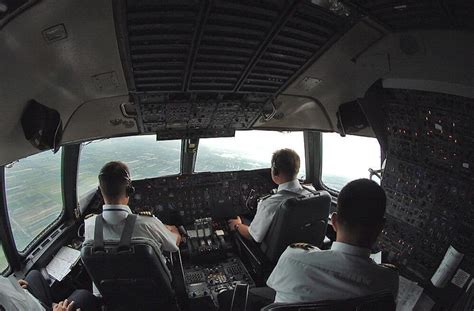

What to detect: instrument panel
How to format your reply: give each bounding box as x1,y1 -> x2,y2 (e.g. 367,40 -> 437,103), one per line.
377,88 -> 474,284
128,169 -> 275,225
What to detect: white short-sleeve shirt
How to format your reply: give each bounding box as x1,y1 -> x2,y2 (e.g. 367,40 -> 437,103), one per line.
84,204 -> 179,253
0,275 -> 46,311
248,180 -> 313,243
266,242 -> 399,303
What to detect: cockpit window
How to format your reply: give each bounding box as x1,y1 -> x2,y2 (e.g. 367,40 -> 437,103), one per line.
4,149 -> 63,252
194,130 -> 306,179
78,135 -> 181,198
322,133 -> 381,191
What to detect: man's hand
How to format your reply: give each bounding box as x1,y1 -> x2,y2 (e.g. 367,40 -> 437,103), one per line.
52,299 -> 76,311
228,216 -> 242,231
166,225 -> 182,246
18,279 -> 28,289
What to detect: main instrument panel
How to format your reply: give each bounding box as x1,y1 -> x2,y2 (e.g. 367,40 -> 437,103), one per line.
128,169 -> 275,224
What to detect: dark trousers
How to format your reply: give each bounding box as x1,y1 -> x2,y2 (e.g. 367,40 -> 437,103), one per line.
25,270 -> 99,311
218,287 -> 275,311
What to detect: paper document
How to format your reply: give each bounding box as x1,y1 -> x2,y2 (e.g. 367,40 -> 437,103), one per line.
397,276 -> 423,311
431,245 -> 464,288
46,246 -> 81,281
370,251 -> 382,264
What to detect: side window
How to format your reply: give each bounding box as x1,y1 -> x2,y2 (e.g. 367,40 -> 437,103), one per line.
322,133 -> 381,191
0,242 -> 7,272
4,149 -> 63,251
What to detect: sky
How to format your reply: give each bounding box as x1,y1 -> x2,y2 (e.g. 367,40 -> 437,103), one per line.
197,130 -> 381,181
322,132 -> 381,180
196,130 -> 307,175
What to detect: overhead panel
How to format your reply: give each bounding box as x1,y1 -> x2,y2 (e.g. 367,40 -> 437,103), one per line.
115,0 -> 345,137
347,0 -> 474,31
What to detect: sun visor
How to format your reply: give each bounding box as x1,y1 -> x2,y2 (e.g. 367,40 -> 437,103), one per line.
336,101 -> 369,136
21,100 -> 63,152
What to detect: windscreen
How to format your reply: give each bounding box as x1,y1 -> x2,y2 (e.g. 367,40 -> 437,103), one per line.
195,130 -> 306,179
78,136 -> 181,198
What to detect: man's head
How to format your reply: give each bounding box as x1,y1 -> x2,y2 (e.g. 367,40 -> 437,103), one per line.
271,148 -> 301,184
332,179 -> 386,248
98,161 -> 133,205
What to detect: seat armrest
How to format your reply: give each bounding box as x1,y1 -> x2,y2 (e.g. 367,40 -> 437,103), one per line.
230,284 -> 249,311
233,232 -> 273,282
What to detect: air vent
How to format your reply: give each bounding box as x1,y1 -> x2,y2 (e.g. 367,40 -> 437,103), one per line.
126,0 -> 199,92
189,0 -> 282,92
240,2 -> 340,93
116,0 -> 345,133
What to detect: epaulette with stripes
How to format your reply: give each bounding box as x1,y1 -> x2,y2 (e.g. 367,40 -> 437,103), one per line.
380,263 -> 398,271
290,243 -> 316,251
138,211 -> 153,217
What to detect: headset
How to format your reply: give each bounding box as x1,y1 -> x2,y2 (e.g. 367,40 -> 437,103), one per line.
271,161 -> 280,176
98,165 -> 135,197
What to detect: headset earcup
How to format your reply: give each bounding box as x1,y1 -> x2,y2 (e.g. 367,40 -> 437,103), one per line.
127,185 -> 135,197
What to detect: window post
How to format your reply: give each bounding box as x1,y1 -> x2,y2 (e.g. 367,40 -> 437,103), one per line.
304,131 -> 323,188
63,144 -> 81,220
0,166 -> 21,272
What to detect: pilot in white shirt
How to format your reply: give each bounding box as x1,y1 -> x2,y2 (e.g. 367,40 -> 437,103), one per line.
267,242 -> 398,303
229,149 -> 312,242
83,161 -> 181,294
266,179 -> 399,304
0,270 -> 98,310
0,275 -> 45,311
84,204 -> 179,262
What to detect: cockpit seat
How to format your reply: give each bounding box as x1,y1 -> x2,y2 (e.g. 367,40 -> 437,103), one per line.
235,190 -> 331,282
260,190 -> 331,264
81,214 -> 176,310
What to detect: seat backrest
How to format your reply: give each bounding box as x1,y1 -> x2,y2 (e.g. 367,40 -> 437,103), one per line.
81,214 -> 175,310
260,190 -> 331,263
260,291 -> 396,311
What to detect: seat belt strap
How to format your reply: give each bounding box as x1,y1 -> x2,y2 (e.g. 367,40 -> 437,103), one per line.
118,214 -> 137,250
301,185 -> 322,196
93,215 -> 105,251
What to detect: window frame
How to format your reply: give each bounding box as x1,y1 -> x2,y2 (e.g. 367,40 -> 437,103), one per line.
318,132 -> 383,194
77,136 -> 183,200
3,149 -> 67,256
192,130 -> 308,180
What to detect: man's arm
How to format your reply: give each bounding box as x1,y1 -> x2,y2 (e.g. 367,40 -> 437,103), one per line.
165,225 -> 182,246
228,216 -> 252,240
141,218 -> 180,252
